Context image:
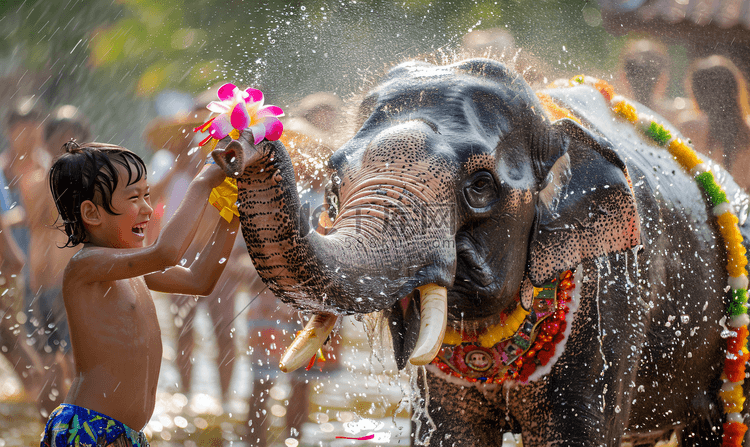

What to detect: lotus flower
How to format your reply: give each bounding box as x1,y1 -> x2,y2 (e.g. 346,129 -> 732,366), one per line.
195,83 -> 284,145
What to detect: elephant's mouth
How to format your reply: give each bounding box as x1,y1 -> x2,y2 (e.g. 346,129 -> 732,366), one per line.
449,231 -> 520,320
279,283 -> 449,372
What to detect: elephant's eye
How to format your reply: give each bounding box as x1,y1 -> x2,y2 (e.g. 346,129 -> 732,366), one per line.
464,171 -> 498,209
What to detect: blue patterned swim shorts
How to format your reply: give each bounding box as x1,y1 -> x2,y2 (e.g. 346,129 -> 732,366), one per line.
39,404 -> 149,447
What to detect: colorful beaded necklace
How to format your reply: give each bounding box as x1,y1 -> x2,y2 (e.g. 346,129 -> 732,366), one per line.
556,75 -> 750,447
430,270 -> 578,384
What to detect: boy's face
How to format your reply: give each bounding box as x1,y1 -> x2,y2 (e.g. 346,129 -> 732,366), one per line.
97,163 -> 152,249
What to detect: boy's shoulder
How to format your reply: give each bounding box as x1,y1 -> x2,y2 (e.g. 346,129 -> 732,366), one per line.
63,245 -> 91,277
64,244 -> 112,281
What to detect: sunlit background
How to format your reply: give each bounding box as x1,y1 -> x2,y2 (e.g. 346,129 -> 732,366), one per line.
0,0 -> 626,158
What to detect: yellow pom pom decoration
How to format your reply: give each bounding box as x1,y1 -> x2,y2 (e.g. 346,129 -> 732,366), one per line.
721,382 -> 746,413
667,139 -> 703,171
612,101 -> 638,123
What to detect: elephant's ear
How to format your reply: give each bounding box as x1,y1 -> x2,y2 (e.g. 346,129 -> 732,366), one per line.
527,119 -> 641,286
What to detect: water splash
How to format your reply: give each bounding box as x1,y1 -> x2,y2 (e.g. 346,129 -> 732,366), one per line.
409,364 -> 436,446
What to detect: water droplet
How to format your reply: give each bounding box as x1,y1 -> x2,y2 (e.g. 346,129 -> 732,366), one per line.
218,257 -> 227,264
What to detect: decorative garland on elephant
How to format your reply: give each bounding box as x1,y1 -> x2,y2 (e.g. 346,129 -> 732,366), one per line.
431,270 -> 579,384
547,75 -> 750,447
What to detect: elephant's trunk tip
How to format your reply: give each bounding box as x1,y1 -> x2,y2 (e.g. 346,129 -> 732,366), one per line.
211,140 -> 248,178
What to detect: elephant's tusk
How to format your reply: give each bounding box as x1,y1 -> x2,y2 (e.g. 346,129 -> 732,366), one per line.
409,284 -> 448,366
279,312 -> 338,373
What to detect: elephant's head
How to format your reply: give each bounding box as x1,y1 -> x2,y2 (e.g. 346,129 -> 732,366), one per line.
211,58 -> 640,369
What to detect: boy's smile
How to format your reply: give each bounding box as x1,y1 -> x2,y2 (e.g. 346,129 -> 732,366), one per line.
132,221 -> 149,237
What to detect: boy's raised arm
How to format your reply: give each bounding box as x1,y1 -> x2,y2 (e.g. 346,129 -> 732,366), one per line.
145,213 -> 240,295
69,163 -> 227,284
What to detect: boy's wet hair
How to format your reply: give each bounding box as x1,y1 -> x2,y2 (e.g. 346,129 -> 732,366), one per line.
49,141 -> 147,247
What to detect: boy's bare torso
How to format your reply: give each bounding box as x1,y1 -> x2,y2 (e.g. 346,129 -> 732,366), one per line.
63,246 -> 162,431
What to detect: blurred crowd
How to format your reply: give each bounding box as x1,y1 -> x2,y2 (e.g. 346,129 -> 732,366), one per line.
0,28 -> 749,446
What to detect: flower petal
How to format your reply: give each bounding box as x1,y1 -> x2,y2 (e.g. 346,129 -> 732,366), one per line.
257,105 -> 285,118
263,118 -> 284,141
230,103 -> 250,130
245,88 -> 264,104
217,83 -> 238,101
207,101 -> 231,114
209,114 -> 232,140
249,123 -> 266,144
234,88 -> 249,102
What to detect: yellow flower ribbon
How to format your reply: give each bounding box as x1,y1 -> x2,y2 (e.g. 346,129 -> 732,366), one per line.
209,177 -> 239,223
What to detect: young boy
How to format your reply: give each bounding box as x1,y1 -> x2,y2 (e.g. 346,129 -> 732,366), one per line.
40,141 -> 238,446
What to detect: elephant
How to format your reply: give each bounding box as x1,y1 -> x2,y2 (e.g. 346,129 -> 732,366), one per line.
209,58 -> 750,446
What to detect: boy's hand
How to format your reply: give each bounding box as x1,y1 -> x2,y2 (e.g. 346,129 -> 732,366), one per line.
197,162 -> 227,189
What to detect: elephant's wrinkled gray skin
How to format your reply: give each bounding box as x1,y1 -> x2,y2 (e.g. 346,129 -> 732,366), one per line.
211,58 -> 750,446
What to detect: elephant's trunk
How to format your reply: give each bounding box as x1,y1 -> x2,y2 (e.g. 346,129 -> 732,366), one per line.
211,129 -> 455,367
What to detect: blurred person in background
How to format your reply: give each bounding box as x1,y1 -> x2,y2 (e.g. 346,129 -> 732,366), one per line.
15,105 -> 93,417
245,91 -> 344,447
0,97 -> 47,400
618,39 -> 677,123
685,55 -> 750,190
1,96 -> 47,270
0,200 -> 43,400
40,105 -> 92,169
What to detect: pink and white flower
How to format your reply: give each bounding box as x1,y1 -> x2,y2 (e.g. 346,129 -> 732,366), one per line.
198,83 -> 284,145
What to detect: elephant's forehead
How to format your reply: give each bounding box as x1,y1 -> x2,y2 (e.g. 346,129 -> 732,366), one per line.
345,122 -> 456,178
361,124 -> 430,163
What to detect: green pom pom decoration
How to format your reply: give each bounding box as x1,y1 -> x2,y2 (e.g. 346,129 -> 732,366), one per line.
733,288 -> 749,302
728,301 -> 748,316
728,289 -> 748,316
645,122 -> 672,146
695,172 -> 729,207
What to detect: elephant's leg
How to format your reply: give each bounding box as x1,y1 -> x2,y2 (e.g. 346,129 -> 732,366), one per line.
508,261 -> 648,446
414,367 -> 513,447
